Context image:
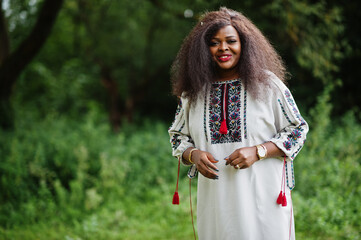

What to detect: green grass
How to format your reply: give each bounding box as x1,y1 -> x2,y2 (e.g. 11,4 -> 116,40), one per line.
0,180 -> 197,240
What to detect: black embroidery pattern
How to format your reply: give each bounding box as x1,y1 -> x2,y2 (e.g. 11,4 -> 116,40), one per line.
209,80 -> 242,144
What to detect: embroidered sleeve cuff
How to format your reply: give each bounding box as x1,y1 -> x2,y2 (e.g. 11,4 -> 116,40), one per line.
270,123 -> 308,161
172,141 -> 195,165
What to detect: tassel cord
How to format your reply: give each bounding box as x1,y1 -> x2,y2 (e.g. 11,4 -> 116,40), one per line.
289,191 -> 293,240
282,157 -> 287,206
222,84 -> 227,122
277,156 -> 288,206
277,156 -> 286,205
172,157 -> 181,205
282,156 -> 286,192
189,178 -> 197,240
219,83 -> 228,134
176,157 -> 180,192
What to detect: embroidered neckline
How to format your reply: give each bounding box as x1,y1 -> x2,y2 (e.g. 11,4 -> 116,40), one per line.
209,80 -> 243,144
213,78 -> 241,84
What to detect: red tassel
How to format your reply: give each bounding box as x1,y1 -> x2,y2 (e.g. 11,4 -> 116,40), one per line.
172,157 -> 181,205
277,191 -> 283,205
172,192 -> 179,205
219,119 -> 228,134
282,192 -> 287,207
277,156 -> 288,207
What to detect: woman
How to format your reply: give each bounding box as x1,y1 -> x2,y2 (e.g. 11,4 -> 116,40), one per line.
169,7 -> 308,240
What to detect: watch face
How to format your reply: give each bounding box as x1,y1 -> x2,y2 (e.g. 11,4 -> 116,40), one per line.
258,146 -> 266,157
259,149 -> 265,157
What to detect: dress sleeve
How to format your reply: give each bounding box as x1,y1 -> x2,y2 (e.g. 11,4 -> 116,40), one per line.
269,76 -> 309,161
168,96 -> 195,162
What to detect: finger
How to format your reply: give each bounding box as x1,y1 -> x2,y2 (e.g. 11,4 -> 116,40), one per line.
232,158 -> 246,169
234,163 -> 241,169
206,160 -> 219,171
230,158 -> 240,167
206,162 -> 219,173
228,149 -> 241,161
233,158 -> 247,169
224,156 -> 231,165
199,167 -> 219,180
206,153 -> 218,163
240,159 -> 254,169
224,150 -> 239,165
205,153 -> 219,171
203,161 -> 219,177
198,160 -> 218,179
225,155 -> 238,166
235,159 -> 254,169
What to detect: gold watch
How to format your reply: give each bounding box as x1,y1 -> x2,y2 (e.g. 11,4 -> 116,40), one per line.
256,144 -> 267,160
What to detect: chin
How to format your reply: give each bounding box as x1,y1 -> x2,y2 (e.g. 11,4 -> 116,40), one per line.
218,64 -> 234,70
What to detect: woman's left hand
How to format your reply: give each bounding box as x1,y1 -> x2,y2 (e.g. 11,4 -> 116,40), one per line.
224,147 -> 258,169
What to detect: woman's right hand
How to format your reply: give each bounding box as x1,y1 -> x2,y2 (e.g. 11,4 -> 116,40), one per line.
186,149 -> 219,180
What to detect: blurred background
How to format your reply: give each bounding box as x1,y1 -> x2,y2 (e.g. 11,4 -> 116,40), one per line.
0,0 -> 360,239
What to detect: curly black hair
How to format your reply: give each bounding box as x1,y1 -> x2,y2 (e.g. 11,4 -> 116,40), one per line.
171,7 -> 287,103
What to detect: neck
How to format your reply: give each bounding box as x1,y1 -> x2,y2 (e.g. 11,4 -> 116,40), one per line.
216,68 -> 240,81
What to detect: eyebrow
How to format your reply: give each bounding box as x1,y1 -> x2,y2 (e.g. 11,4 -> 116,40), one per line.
211,35 -> 238,40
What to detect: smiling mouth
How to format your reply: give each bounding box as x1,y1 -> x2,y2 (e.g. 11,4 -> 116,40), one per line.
217,55 -> 232,62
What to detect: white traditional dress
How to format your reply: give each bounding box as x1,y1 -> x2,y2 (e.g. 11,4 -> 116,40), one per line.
169,72 -> 308,240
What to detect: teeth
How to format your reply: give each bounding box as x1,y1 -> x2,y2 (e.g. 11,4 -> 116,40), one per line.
220,56 -> 230,59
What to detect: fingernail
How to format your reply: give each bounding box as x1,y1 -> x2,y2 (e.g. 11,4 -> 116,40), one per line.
215,159 -> 219,162
215,176 -> 219,180
224,157 -> 228,160
215,169 -> 219,172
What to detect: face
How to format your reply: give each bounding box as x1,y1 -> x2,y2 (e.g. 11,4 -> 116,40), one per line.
209,25 -> 241,77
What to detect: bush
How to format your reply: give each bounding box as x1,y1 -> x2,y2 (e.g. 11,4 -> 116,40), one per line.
292,90 -> 361,239
0,107 -> 178,227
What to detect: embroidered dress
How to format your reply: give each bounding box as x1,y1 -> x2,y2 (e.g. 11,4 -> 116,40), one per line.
169,72 -> 308,240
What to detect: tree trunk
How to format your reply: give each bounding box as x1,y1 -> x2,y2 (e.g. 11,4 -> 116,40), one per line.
100,66 -> 121,132
0,0 -> 64,129
0,0 -> 10,65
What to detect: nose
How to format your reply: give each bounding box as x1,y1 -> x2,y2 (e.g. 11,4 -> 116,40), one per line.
218,41 -> 229,51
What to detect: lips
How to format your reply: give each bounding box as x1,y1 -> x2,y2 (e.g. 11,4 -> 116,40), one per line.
217,54 -> 232,62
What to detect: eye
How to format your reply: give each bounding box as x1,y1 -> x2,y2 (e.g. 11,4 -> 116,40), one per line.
227,39 -> 237,44
209,41 -> 219,46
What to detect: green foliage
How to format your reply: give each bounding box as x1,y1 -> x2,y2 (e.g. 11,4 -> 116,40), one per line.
0,108 -> 179,227
13,58 -> 102,119
262,0 -> 349,111
2,0 -> 42,51
3,0 -> 359,124
1,100 -> 361,239
293,94 -> 361,239
268,0 -> 346,83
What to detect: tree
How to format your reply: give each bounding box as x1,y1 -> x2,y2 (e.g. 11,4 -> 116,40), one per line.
0,0 -> 64,129
70,0 -> 214,131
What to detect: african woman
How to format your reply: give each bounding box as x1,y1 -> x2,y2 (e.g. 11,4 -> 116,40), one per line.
169,7 -> 308,240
